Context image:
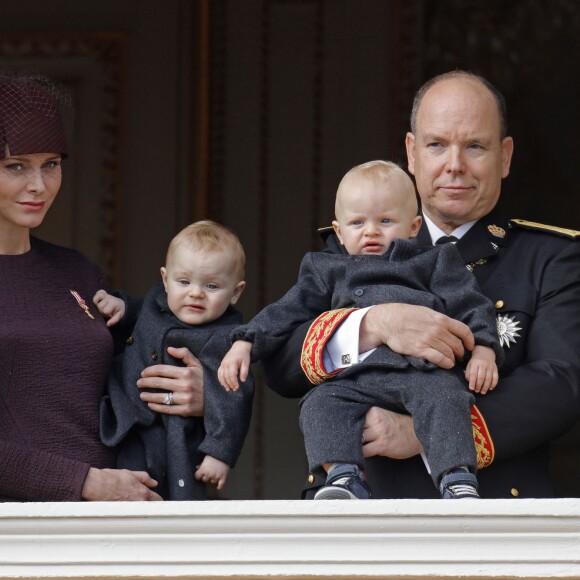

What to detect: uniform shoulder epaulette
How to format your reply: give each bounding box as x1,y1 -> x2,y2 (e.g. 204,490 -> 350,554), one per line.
509,218 -> 580,239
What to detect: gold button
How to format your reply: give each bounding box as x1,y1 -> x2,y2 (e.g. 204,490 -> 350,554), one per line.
510,488 -> 519,497
126,336 -> 134,345
308,474 -> 314,484
151,351 -> 158,361
495,300 -> 504,309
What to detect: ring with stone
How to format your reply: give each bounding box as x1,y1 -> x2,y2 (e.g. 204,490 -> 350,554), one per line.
163,392 -> 174,406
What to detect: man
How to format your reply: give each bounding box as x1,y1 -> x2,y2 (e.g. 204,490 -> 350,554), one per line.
263,70 -> 580,498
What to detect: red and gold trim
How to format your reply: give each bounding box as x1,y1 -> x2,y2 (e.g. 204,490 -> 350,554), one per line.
471,405 -> 495,468
301,308 -> 359,385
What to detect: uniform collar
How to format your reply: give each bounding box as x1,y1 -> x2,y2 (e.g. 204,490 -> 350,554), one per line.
417,207 -> 510,264
422,213 -> 477,243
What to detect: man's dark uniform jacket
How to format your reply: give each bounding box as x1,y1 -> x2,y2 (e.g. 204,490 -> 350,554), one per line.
100,284 -> 254,500
262,208 -> 580,498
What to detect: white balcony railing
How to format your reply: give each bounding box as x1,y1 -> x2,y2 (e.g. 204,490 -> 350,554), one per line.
0,499 -> 579,578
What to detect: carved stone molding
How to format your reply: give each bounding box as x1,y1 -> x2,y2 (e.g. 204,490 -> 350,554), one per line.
0,499 -> 579,578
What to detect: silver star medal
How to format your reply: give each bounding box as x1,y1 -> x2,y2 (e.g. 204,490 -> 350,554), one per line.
497,314 -> 522,348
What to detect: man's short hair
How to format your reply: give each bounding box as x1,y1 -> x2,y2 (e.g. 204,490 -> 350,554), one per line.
167,220 -> 246,280
410,70 -> 508,139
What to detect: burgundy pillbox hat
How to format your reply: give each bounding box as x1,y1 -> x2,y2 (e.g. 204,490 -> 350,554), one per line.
0,74 -> 70,159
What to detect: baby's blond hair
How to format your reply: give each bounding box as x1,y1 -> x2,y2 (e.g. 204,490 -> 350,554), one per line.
336,160 -> 418,217
167,220 -> 246,280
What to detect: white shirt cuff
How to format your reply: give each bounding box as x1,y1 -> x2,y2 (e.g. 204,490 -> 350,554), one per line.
322,306 -> 377,372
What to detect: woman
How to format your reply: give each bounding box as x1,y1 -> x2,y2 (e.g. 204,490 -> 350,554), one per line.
0,73 -> 203,501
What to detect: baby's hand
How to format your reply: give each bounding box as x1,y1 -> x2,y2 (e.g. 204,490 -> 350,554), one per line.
195,455 -> 230,491
93,289 -> 125,327
465,345 -> 498,394
218,340 -> 252,391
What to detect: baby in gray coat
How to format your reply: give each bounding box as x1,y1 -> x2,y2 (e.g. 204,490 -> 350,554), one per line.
219,161 -> 501,500
94,221 -> 252,499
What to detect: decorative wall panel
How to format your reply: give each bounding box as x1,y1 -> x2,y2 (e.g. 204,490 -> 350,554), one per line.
0,33 -> 127,283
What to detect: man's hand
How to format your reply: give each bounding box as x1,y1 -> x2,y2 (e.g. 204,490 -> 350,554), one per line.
93,289 -> 125,327
138,346 -> 204,417
362,407 -> 422,459
359,303 -> 474,369
81,467 -> 163,501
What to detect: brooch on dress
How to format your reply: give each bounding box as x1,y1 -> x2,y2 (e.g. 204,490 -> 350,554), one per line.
70,290 -> 96,319
497,314 -> 521,348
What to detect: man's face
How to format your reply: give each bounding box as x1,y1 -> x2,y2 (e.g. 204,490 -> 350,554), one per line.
405,77 -> 514,232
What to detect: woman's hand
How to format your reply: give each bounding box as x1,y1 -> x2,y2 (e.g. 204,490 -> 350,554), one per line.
137,346 -> 204,417
81,467 -> 163,501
